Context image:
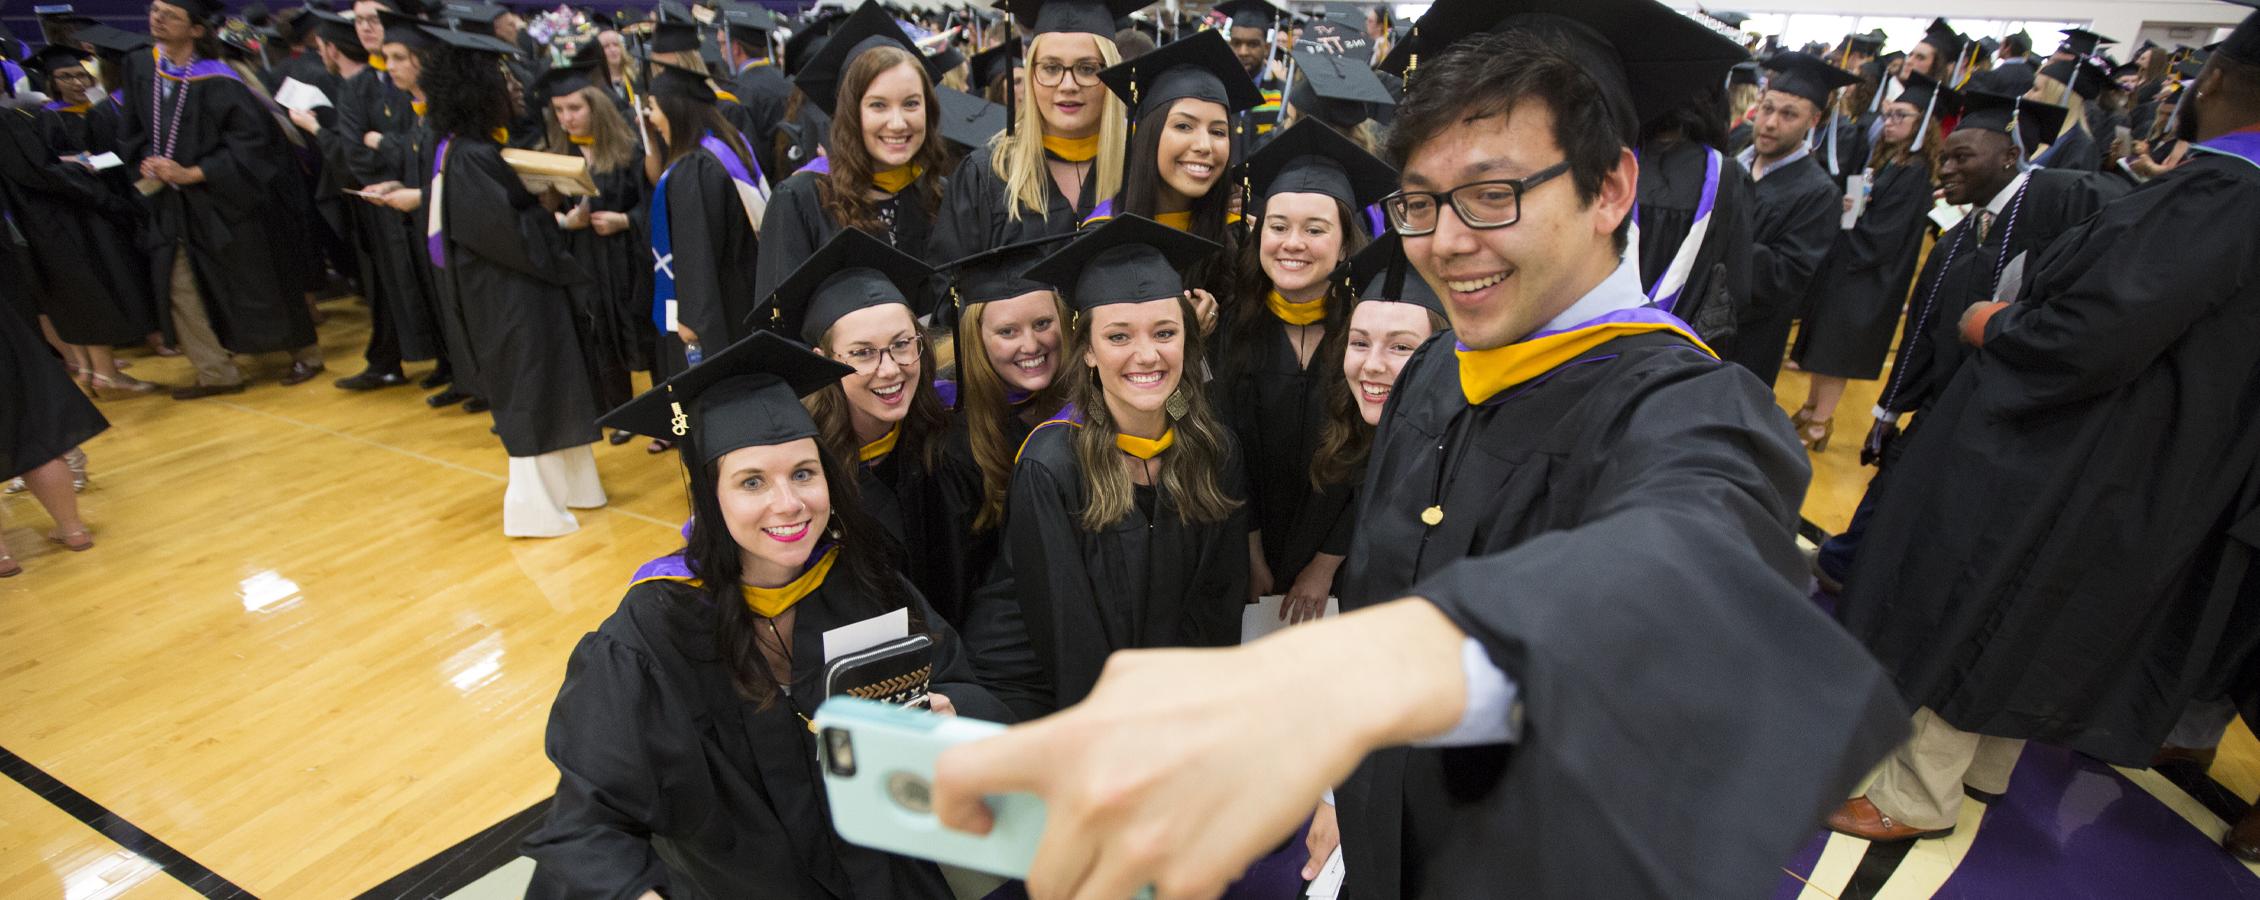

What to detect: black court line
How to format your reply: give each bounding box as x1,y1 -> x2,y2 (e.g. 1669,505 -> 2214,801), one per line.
1836,835 -> 1915,900
2157,760 -> 2255,827
353,797 -> 553,900
0,743 -> 256,899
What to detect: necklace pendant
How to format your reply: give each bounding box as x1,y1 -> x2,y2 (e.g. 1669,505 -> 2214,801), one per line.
1420,506 -> 1444,526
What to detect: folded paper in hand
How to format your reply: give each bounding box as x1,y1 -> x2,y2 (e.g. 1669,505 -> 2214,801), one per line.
500,148 -> 600,197
274,77 -> 332,111
1242,594 -> 1339,644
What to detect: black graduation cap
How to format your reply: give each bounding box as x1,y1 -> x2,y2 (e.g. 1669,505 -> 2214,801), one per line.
442,1 -> 505,28
1347,231 -> 1444,317
792,0 -> 922,117
647,59 -> 718,101
721,5 -> 779,43
1377,0 -> 1749,133
1284,48 -> 1392,131
302,9 -> 360,50
1892,70 -> 1955,114
1918,18 -> 1963,58
1977,36 -> 2000,58
1020,214 -> 1221,310
936,87 -> 1007,150
756,228 -> 936,345
935,232 -> 1078,328
781,10 -> 844,76
27,42 -> 91,76
73,24 -> 153,58
598,331 -> 852,460
1009,0 -> 1146,37
533,59 -> 599,99
379,9 -> 439,50
926,44 -> 966,81
2219,0 -> 2260,67
1846,30 -> 1884,56
651,19 -> 705,53
421,23 -> 517,56
1248,118 -> 1396,211
2040,56 -> 2114,100
1708,10 -> 1750,29
969,38 -> 1020,88
1953,89 -> 2066,152
1096,29 -> 1263,120
655,0 -> 699,25
1761,50 -> 1858,110
1213,0 -> 1287,30
1728,60 -> 1760,87
2057,27 -> 2114,58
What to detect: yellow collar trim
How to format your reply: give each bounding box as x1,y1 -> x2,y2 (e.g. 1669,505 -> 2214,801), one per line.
411,99 -> 427,117
368,54 -> 389,72
1115,428 -> 1176,459
858,424 -> 902,463
1457,321 -> 1714,406
871,165 -> 922,194
629,545 -> 839,618
1043,133 -> 1100,161
715,88 -> 741,103
491,127 -> 510,143
569,134 -> 595,145
1266,290 -> 1326,326
1152,210 -> 1242,231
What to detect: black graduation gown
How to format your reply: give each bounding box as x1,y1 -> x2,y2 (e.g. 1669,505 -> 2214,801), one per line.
656,147 -> 761,374
1839,153 -> 2260,766
1877,170 -> 2125,420
524,577 -> 1004,900
925,143 -> 1095,269
730,61 -> 792,179
982,421 -> 1251,720
754,168 -> 933,307
1790,157 -> 1935,378
559,151 -> 651,411
1725,152 -> 1838,385
407,119 -> 482,394
1332,331 -> 1907,899
335,67 -> 442,362
428,136 -> 603,457
1726,120 -> 1753,157
116,52 -> 319,355
2038,122 -> 2103,172
1221,315 -> 1345,589
856,434 -> 984,631
1633,138 -> 1754,354
0,280 -> 109,482
0,106 -> 155,345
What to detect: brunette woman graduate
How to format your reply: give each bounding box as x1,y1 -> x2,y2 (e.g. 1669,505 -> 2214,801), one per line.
1219,118 -> 1396,607
755,1 -> 946,304
536,59 -> 649,419
525,332 -> 1004,899
974,214 -> 1250,721
644,59 -> 765,380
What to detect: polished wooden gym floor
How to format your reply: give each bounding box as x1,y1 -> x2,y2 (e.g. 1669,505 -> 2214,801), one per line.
3,296 -> 2256,898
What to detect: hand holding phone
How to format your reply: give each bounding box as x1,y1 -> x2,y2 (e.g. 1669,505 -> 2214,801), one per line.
814,698 -> 1047,879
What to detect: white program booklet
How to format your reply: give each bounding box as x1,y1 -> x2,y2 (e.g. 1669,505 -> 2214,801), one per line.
1305,846 -> 1345,899
1242,594 -> 1338,644
274,77 -> 332,111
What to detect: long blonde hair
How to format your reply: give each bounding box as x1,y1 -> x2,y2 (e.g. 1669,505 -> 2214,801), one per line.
1062,296 -> 1241,531
542,85 -> 637,173
991,32 -> 1126,222
2029,74 -> 2087,135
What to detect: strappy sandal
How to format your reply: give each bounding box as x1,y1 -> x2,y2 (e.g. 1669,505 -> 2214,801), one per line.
90,373 -> 161,398
47,527 -> 93,552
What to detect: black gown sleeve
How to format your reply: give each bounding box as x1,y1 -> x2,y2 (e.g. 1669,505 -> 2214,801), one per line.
1838,162 -> 1932,274
523,631 -> 680,900
754,171 -> 826,307
913,577 -> 1012,724
185,79 -> 285,221
665,153 -> 746,343
1749,176 -> 1837,304
1003,445 -> 1107,713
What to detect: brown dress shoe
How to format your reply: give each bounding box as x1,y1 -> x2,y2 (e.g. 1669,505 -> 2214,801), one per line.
171,381 -> 248,401
2224,805 -> 2260,862
2152,745 -> 2219,771
1826,797 -> 1955,843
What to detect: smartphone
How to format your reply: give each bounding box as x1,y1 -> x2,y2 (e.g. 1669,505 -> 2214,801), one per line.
815,697 -> 1047,879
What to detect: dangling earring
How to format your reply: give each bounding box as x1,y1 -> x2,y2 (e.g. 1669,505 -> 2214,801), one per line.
1165,386 -> 1189,421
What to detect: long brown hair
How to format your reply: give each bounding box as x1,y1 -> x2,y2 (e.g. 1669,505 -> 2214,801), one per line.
1224,196 -> 1368,383
1308,307 -> 1446,489
1120,99 -> 1245,300
818,46 -> 948,236
1062,296 -> 1241,531
959,293 -> 1074,530
652,93 -> 758,175
543,85 -> 636,173
1869,100 -> 1944,175
806,321 -> 951,473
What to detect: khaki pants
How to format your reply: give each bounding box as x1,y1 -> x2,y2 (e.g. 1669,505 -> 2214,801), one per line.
1868,706 -> 2025,830
170,247 -> 321,386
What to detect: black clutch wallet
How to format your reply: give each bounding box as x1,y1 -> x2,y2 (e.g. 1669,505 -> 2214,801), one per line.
822,634 -> 934,708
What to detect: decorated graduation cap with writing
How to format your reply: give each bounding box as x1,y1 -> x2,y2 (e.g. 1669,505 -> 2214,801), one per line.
1349,231 -> 1444,317
598,331 -> 852,462
1020,214 -> 1221,311
1096,28 -> 1263,120
755,228 -> 936,345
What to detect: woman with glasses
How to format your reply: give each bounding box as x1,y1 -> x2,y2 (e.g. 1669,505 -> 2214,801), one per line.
1083,30 -> 1263,335
1219,120 -> 1392,610
756,229 -> 981,634
1788,75 -> 1947,452
977,214 -> 1250,721
754,2 -> 946,306
926,0 -> 1127,269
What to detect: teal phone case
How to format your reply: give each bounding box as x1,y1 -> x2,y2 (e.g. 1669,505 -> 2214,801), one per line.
814,697 -> 1049,880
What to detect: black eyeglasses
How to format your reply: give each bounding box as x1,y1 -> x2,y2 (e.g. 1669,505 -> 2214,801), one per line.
1380,160 -> 1573,236
1031,61 -> 1102,87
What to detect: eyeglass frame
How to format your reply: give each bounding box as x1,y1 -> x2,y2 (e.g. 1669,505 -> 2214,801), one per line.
839,335 -> 924,373
1030,60 -> 1103,87
1379,160 -> 1575,236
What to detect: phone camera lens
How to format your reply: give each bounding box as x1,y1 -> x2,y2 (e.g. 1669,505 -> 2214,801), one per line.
822,727 -> 856,777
